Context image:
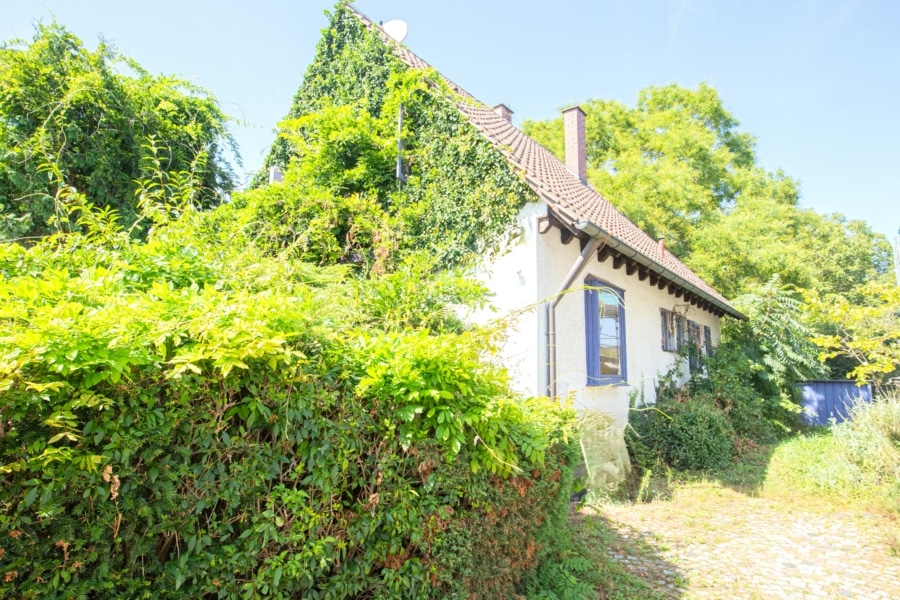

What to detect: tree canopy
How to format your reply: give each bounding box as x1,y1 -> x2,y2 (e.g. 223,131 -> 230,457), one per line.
0,22 -> 237,241
522,84 -> 891,300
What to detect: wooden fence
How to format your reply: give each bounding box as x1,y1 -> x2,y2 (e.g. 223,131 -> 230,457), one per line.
799,380 -> 872,426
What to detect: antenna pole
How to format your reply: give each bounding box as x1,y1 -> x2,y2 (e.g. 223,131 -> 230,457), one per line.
894,227 -> 900,287
396,103 -> 406,187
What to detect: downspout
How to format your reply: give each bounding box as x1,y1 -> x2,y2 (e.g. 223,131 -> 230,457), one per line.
395,104 -> 407,185
546,220 -> 604,400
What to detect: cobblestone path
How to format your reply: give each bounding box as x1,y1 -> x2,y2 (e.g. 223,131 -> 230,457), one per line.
594,485 -> 900,599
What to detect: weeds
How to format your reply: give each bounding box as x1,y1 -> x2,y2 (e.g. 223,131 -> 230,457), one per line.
759,392 -> 900,514
568,514 -> 670,599
636,469 -> 654,504
833,392 -> 900,489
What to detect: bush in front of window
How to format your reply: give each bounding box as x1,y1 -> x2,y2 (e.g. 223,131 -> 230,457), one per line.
630,399 -> 734,471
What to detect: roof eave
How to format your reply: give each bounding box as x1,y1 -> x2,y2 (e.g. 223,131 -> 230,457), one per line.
540,203 -> 745,321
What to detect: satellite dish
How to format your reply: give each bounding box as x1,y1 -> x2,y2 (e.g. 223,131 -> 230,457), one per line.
382,20 -> 408,43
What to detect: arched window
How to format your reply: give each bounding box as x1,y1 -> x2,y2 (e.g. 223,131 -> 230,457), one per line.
585,278 -> 627,385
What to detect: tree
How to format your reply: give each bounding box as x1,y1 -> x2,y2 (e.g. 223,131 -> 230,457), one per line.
522,84 -> 891,299
524,83 -> 757,258
795,213 -> 894,300
807,282 -> 900,384
729,275 -> 826,395
0,22 -> 237,241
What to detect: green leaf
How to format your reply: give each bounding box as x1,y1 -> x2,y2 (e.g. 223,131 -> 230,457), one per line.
23,486 -> 38,507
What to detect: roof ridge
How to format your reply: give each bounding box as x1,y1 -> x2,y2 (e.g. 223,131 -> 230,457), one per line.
347,4 -> 479,103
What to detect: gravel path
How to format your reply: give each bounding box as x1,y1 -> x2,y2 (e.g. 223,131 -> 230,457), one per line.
593,485 -> 900,599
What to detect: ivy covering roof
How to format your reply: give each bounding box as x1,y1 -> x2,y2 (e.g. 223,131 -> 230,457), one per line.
348,5 -> 742,319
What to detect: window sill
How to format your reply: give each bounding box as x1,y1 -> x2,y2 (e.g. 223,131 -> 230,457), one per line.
586,380 -> 630,387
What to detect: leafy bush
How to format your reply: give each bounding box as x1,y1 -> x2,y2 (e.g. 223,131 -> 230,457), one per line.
0,22 -> 235,240
0,209 -> 577,599
629,398 -> 734,471
639,276 -> 824,457
833,392 -> 900,489
727,275 -> 826,399
687,342 -> 794,443
0,5 -> 584,598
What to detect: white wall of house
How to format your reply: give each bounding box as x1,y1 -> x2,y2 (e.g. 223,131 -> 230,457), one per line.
477,199 -> 723,429
473,201 -> 547,396
536,226 -> 722,428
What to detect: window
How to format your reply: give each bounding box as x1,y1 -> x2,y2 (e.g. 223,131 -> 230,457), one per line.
585,279 -> 626,385
687,320 -> 702,371
660,308 -> 685,352
663,310 -> 711,368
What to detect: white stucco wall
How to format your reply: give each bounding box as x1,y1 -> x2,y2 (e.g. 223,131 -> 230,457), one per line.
472,202 -> 547,396
476,199 -> 724,429
537,228 -> 722,427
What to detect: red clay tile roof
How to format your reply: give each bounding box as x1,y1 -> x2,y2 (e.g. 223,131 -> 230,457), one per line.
350,6 -> 741,318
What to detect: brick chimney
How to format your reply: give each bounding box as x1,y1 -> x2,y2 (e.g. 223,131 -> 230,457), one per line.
492,103 -> 513,123
563,105 -> 587,183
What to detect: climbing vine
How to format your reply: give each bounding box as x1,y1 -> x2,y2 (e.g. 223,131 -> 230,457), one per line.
249,2 -> 536,268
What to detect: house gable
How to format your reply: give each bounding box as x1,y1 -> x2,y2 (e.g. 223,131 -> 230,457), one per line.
259,4 -> 538,267
345,5 -> 742,321
329,6 -> 747,423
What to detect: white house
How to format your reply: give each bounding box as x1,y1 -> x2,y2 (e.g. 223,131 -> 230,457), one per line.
465,105 -> 745,427
357,9 -> 745,427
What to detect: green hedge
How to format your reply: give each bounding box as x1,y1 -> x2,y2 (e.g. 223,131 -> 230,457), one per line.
0,4 -> 582,597
0,214 -> 576,599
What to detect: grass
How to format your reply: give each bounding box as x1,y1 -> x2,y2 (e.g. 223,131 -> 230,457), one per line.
763,394 -> 900,516
615,426 -> 899,517
616,393 -> 900,514
568,513 -> 671,599
762,429 -> 872,508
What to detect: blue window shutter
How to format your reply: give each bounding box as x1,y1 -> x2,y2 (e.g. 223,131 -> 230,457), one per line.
660,309 -> 668,350
687,320 -> 701,371
585,285 -> 600,384
675,315 -> 686,350
704,325 -> 712,357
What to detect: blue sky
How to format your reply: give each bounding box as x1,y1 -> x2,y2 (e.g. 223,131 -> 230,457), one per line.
3,0 -> 898,241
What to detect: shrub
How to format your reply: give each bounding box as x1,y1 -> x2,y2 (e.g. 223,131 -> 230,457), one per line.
625,290 -> 819,474
833,392 -> 900,489
0,213 -> 577,599
687,342 -> 796,443
630,399 -> 734,471
669,276 -> 826,446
